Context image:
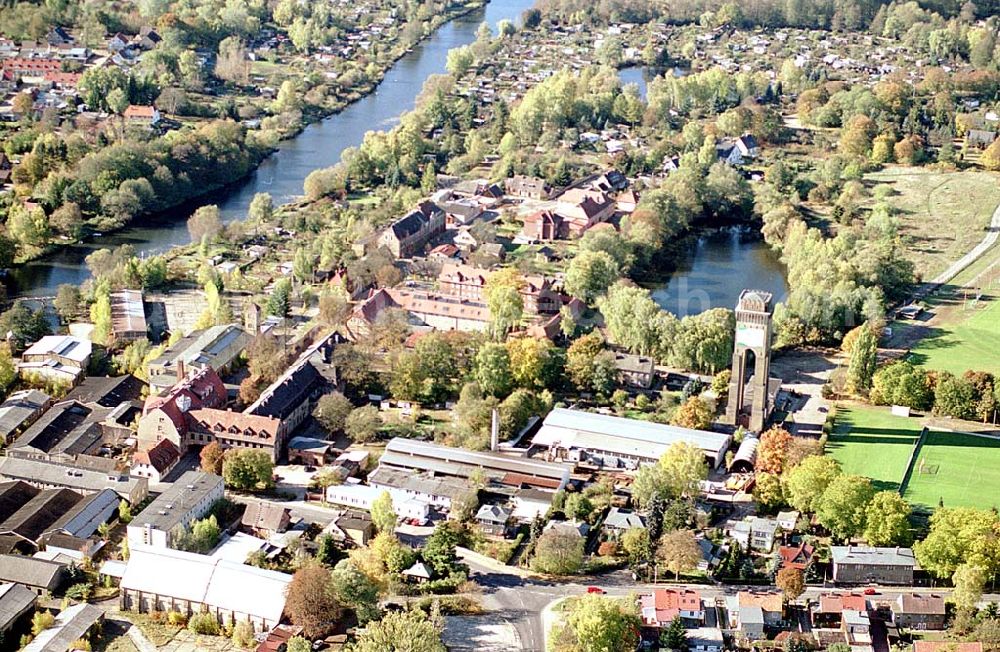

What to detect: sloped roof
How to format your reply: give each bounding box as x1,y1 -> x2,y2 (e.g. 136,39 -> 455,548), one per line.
121,544 -> 291,625
22,602 -> 102,652
240,501 -> 290,533
0,582 -> 35,629
133,438 -> 180,473
0,554 -> 64,589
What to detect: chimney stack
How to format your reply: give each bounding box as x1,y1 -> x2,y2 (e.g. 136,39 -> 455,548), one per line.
490,408 -> 499,452
176,358 -> 185,383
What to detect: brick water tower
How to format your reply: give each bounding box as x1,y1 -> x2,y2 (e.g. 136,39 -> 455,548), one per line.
724,289 -> 774,433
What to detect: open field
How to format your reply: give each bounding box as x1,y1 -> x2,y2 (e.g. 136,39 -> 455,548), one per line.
827,405 -> 923,492
904,430 -> 1000,511
907,293 -> 1000,375
865,167 -> 1000,280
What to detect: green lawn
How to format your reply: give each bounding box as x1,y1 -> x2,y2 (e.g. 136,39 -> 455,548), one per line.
864,167 -> 1000,280
827,405 -> 924,492
904,430 -> 1000,511
907,296 -> 1000,376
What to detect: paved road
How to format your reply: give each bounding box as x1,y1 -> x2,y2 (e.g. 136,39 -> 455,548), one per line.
924,195 -> 1000,289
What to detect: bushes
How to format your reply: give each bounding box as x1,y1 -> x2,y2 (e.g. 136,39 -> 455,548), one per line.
188,612 -> 220,636
167,611 -> 188,626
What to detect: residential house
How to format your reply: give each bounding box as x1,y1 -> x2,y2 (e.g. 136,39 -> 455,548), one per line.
831,546 -> 915,585
18,335 -> 92,386
505,175 -> 551,200
776,510 -> 799,532
402,561 -> 432,583
639,589 -> 704,627
555,189 -> 616,237
510,488 -> 556,522
812,593 -> 867,628
136,366 -> 228,454
120,544 -> 291,631
109,290 -> 148,343
123,105 -> 160,127
135,27 -> 162,50
436,197 -> 483,228
617,189 -> 640,213
377,201 -> 445,258
893,593 -> 946,630
327,511 -> 374,547
130,439 -> 180,484
689,627 -> 724,652
738,605 -> 766,641
22,603 -> 104,652
612,352 -> 655,389
603,507 -> 645,538
452,228 -> 480,252
520,210 -> 562,241
0,389 -> 51,445
736,134 -> 760,158
475,504 -> 510,537
716,140 -> 744,165
325,482 -> 430,522
0,555 -> 64,594
842,610 -> 873,652
287,436 -> 331,467
779,541 -> 815,571
240,502 -> 291,538
126,471 -> 224,548
728,591 -> 783,638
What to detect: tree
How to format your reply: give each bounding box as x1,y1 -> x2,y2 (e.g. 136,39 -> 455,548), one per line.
953,563 -> 988,614
566,332 -> 604,391
118,499 -> 132,524
350,609 -> 445,652
756,427 -> 792,475
671,397 -> 713,430
422,522 -> 461,576
249,192 -> 273,224
232,620 -> 254,648
982,139 -> 1000,171
187,205 -> 223,244
846,326 -> 878,395
870,362 -> 932,409
506,337 -> 556,389
565,250 -> 619,303
753,472 -> 785,511
267,278 -> 292,319
661,616 -> 688,651
620,527 -> 652,569
285,562 -> 342,638
222,449 -> 274,492
54,284 -> 81,322
782,456 -> 842,513
863,492 -> 912,546
314,392 -> 353,433
330,559 -> 380,624
549,595 -> 641,652
816,475 -> 875,541
345,405 -> 381,443
474,343 -> 513,397
90,290 -> 113,347
659,442 -> 709,498
656,529 -> 701,580
531,528 -> 584,575
200,442 -> 225,475
370,491 -> 396,534
215,36 -> 249,84
915,507 -> 1000,579
776,567 -> 805,601
483,268 -> 523,338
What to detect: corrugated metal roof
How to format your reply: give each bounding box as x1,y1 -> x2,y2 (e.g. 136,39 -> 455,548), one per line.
382,437 -> 570,481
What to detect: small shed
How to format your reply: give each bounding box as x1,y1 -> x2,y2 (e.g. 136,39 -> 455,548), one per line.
402,561 -> 432,583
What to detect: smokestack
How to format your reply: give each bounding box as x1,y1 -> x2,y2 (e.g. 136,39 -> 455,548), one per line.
176,358 -> 185,383
490,408 -> 499,452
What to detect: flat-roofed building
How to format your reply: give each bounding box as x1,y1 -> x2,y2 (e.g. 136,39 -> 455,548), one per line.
120,544 -> 290,631
126,471 -> 223,548
147,324 -> 251,394
109,290 -> 147,343
532,408 -> 732,469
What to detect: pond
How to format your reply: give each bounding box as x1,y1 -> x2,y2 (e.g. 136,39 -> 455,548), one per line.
647,227 -> 789,317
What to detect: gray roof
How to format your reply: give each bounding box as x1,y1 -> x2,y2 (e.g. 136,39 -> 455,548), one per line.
46,488 -> 119,538
831,546 -> 915,567
0,389 -> 49,438
0,457 -> 146,502
148,324 -> 250,388
740,605 -> 765,625
379,437 -> 571,485
0,554 -> 64,590
475,504 -> 511,524
0,582 -> 35,629
10,400 -> 108,458
368,466 -> 469,502
604,507 -> 645,531
23,602 -> 103,652
130,471 -> 222,533
532,408 -> 731,462
612,352 -> 654,374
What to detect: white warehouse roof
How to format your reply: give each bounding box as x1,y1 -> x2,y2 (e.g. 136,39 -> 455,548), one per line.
121,544 -> 290,625
531,408 -> 731,466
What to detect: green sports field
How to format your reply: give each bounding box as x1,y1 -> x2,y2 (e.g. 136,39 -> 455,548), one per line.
903,430 -> 1000,511
908,297 -> 1000,376
827,406 -> 923,492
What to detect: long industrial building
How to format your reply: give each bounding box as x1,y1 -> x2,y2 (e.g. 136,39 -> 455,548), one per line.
530,408 -> 732,469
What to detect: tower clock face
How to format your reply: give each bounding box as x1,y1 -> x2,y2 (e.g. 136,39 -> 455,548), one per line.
735,324 -> 765,348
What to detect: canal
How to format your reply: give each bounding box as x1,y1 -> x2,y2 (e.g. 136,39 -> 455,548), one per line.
7,0 -> 536,297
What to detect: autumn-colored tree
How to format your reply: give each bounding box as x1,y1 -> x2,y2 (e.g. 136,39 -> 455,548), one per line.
776,566 -> 805,601
756,426 -> 792,475
285,562 -> 342,638
982,139 -> 1000,171
656,529 -> 701,580
200,441 -> 225,474
671,396 -> 714,430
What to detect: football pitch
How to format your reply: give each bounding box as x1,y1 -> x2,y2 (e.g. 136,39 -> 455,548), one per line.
903,430 -> 1000,511
827,406 -> 923,492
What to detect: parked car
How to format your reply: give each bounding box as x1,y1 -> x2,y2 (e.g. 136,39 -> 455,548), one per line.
586,586 -> 605,594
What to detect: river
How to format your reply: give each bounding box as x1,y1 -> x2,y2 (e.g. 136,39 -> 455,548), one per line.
648,227 -> 789,317
6,0 -> 536,297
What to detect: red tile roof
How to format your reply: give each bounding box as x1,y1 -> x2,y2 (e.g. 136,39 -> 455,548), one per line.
817,593 -> 867,613
639,589 -> 702,625
133,439 -> 179,473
